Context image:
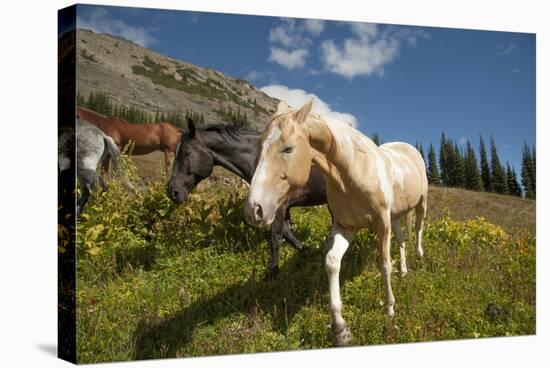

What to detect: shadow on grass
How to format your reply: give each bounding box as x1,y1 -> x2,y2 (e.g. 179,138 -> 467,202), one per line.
132,240 -> 376,360
114,242 -> 159,273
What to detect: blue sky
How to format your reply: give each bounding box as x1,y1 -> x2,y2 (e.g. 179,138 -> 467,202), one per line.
74,4 -> 535,171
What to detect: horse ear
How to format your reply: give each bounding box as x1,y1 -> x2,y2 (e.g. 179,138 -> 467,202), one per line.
187,117 -> 196,138
276,100 -> 290,115
294,98 -> 314,124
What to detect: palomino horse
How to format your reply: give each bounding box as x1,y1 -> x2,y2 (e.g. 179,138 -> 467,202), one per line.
77,107 -> 182,173
167,118 -> 327,275
244,100 -> 428,346
59,118 -> 120,216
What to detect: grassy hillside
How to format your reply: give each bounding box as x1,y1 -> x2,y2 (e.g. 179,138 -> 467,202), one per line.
427,186 -> 535,231
73,153 -> 536,363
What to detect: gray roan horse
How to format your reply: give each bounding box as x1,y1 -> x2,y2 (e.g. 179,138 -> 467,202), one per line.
167,118 -> 328,275
59,118 -> 120,216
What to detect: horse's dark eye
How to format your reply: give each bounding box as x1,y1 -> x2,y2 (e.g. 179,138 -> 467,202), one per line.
282,146 -> 294,154
184,150 -> 191,156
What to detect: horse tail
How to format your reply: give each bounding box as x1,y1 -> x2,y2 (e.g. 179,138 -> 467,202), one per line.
103,135 -> 120,172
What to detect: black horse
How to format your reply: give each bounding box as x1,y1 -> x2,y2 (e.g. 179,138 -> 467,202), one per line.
167,118 -> 328,274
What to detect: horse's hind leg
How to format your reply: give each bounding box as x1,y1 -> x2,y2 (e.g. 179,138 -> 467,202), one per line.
99,157 -> 110,190
376,212 -> 396,317
77,169 -> 96,217
391,219 -> 408,276
415,196 -> 427,258
281,208 -> 303,250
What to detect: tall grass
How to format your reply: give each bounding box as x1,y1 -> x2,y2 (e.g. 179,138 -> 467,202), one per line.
75,155 -> 535,363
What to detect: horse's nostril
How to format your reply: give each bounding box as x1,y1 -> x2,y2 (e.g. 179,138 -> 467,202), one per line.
254,204 -> 264,222
172,190 -> 179,199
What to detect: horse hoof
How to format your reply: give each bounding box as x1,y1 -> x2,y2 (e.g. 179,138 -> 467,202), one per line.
416,248 -> 424,258
400,270 -> 408,278
331,325 -> 351,347
293,242 -> 304,251
264,266 -> 280,281
387,305 -> 395,317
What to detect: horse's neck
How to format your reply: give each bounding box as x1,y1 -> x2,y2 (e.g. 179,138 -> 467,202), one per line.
306,117 -> 375,194
202,132 -> 258,182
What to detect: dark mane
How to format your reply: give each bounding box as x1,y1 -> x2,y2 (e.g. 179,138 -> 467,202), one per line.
200,123 -> 259,143
204,123 -> 258,135
180,122 -> 260,145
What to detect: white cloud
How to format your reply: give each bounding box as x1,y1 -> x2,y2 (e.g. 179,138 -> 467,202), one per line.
350,23 -> 378,40
77,7 -> 155,47
387,26 -> 431,47
320,22 -> 429,79
189,12 -> 201,23
268,47 -> 308,70
269,19 -> 305,48
267,18 -> 328,69
303,19 -> 325,36
497,41 -> 517,56
260,84 -> 358,128
321,37 -> 399,79
269,18 -> 326,48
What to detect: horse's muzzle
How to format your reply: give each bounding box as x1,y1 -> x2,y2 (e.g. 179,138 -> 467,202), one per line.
244,199 -> 273,228
168,188 -> 189,203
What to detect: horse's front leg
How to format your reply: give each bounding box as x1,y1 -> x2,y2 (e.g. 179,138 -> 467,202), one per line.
376,212 -> 396,316
268,207 -> 286,276
391,219 -> 408,276
325,224 -> 355,346
164,149 -> 174,176
281,208 -> 303,250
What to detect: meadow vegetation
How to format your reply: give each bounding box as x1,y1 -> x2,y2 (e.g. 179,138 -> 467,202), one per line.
75,153 -> 536,363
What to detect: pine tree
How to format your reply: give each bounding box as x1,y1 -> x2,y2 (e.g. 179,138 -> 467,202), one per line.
87,91 -> 95,111
77,92 -> 86,106
490,136 -> 507,194
506,163 -> 522,197
464,141 -> 483,191
154,109 -> 160,123
511,167 -> 522,197
453,143 -> 466,188
479,135 -> 491,192
439,133 -> 449,186
521,143 -> 536,199
531,145 -> 536,197
372,133 -> 381,146
427,143 -> 441,186
439,135 -> 465,188
415,142 -> 425,163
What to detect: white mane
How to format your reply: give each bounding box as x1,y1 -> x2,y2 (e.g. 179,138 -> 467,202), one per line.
307,114 -> 375,163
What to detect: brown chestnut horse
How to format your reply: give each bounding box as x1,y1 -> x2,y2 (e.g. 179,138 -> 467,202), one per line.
76,107 -> 182,174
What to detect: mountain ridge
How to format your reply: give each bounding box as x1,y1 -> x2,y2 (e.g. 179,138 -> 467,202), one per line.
75,28 -> 279,130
